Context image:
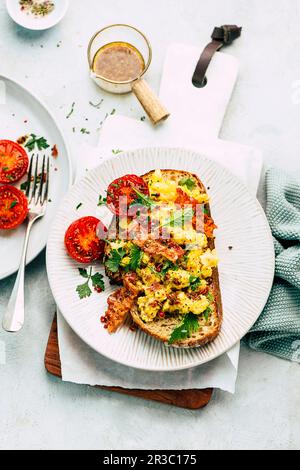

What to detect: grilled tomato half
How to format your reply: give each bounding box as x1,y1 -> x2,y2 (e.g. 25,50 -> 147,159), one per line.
65,216 -> 107,263
0,140 -> 29,184
106,174 -> 149,215
0,186 -> 29,230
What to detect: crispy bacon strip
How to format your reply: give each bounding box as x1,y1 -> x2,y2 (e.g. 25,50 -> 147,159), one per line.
105,287 -> 136,333
105,273 -> 140,333
133,237 -> 184,263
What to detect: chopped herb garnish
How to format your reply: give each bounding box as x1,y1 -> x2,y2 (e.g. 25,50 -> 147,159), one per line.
10,200 -> 17,209
20,181 -> 28,191
140,116 -> 146,121
127,245 -> 142,271
207,292 -> 214,302
66,102 -> 75,119
89,99 -> 104,109
169,313 -> 199,345
161,260 -> 179,277
2,167 -> 9,171
110,108 -> 116,115
189,275 -> 202,291
76,267 -> 105,299
105,248 -> 126,273
76,202 -> 82,210
80,128 -> 90,134
179,177 -> 196,191
25,134 -> 50,152
132,188 -> 156,208
98,195 -> 107,206
203,307 -> 212,322
112,149 -> 123,155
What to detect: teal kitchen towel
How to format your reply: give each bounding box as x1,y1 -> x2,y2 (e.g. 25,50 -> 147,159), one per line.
245,168 -> 300,362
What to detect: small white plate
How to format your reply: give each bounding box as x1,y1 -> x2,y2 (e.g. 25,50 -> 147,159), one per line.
6,0 -> 69,31
0,74 -> 72,280
46,148 -> 275,372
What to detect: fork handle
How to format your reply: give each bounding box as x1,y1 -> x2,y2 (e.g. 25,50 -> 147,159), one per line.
2,218 -> 35,332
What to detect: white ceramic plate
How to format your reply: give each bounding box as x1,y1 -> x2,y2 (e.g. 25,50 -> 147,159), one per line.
6,0 -> 69,31
47,148 -> 275,371
0,75 -> 72,280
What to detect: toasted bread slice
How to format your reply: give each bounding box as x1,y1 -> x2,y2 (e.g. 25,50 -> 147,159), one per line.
104,169 -> 222,347
130,169 -> 222,347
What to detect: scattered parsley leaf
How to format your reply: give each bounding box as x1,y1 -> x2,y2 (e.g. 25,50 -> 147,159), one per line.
140,116 -> 146,121
89,99 -> 103,109
169,313 -> 199,345
203,307 -> 212,322
132,188 -> 156,208
20,181 -> 28,191
179,177 -> 196,191
98,195 -> 107,206
76,202 -> 82,210
76,267 -> 105,299
110,108 -> 116,115
189,275 -> 202,291
80,128 -> 90,134
25,134 -> 50,152
2,167 -> 9,171
112,149 -> 123,155
161,260 -> 178,277
78,268 -> 89,278
207,292 -> 214,302
10,200 -> 17,209
105,248 -> 126,273
128,245 -> 142,271
91,272 -> 105,291
76,282 -> 92,299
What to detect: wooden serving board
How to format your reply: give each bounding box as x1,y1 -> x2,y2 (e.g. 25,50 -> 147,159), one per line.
45,315 -> 213,410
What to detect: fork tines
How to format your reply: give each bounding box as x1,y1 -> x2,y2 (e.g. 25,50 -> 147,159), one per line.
26,154 -> 50,205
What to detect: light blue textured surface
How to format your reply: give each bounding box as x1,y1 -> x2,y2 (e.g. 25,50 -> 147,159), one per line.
0,0 -> 299,450
247,169 -> 300,361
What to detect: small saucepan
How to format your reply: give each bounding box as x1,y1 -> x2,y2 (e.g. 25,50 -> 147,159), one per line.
87,24 -> 170,125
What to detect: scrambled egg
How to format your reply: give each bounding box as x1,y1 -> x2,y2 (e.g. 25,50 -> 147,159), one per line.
186,248 -> 218,278
148,170 -> 178,202
163,292 -> 209,315
180,185 -> 210,204
137,295 -> 161,322
171,228 -> 207,247
136,267 -> 160,285
166,269 -> 191,289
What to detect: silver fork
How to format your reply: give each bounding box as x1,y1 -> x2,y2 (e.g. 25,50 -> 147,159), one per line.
2,154 -> 50,332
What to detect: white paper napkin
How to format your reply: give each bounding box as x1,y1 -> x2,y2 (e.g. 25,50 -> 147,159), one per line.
56,44 -> 263,393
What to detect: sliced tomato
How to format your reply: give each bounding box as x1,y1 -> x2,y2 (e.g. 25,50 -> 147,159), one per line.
106,174 -> 149,215
65,216 -> 107,263
0,140 -> 29,184
0,186 -> 28,230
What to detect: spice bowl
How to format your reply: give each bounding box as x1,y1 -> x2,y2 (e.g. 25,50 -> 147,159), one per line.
6,0 -> 69,31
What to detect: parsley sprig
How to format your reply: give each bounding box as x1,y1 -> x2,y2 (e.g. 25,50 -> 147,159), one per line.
76,267 -> 105,299
132,188 -> 156,208
105,248 -> 126,273
179,177 -> 196,191
127,245 -> 142,271
25,134 -> 50,152
189,275 -> 202,291
169,313 -> 199,345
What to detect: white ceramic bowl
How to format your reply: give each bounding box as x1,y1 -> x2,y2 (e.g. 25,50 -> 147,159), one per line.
6,0 -> 69,31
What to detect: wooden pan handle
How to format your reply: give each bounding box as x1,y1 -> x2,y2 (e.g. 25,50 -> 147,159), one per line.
132,79 -> 170,125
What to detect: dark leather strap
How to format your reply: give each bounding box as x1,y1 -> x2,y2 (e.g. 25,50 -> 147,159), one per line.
192,25 -> 242,87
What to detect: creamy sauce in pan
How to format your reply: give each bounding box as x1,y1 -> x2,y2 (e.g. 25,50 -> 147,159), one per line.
92,41 -> 145,82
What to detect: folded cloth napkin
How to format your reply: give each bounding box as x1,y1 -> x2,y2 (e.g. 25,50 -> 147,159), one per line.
246,168 -> 300,362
